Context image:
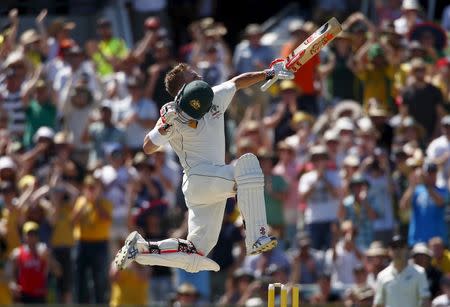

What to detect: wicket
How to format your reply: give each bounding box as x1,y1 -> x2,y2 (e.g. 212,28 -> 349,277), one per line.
268,283 -> 300,307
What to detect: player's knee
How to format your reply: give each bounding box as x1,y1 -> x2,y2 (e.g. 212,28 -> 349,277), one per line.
234,153 -> 264,187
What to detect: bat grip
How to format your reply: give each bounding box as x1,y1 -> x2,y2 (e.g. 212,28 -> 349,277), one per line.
260,76 -> 278,91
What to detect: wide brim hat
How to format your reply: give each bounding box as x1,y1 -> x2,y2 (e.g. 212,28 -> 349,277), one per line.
409,22 -> 447,51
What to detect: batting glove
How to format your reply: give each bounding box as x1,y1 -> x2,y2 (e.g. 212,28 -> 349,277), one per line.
160,102 -> 178,128
265,59 -> 295,80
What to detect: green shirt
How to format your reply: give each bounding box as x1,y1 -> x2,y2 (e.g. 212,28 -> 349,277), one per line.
23,100 -> 57,148
264,174 -> 289,227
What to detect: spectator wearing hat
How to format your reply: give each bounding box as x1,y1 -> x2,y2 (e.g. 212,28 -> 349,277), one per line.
173,283 -> 200,306
92,18 -> 129,77
54,44 -> 99,103
299,145 -> 341,251
426,115 -> 450,189
72,175 -> 112,303
9,221 -> 58,304
352,41 -> 398,111
23,79 -> 56,149
119,77 -> 158,152
412,243 -> 443,298
432,275 -> 450,306
281,20 -> 320,115
82,101 -> 125,166
338,174 -> 378,250
400,57 -> 445,141
429,237 -> 450,275
21,126 -> 55,180
219,268 -> 254,306
364,241 -> 390,288
43,16 -> 76,60
343,264 -> 374,307
400,161 -> 449,246
394,0 -> 423,35
374,235 -> 430,307
289,233 -> 324,285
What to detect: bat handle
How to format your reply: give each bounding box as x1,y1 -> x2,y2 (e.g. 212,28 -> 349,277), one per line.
260,76 -> 279,91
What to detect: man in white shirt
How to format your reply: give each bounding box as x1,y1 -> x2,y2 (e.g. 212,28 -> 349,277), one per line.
432,275 -> 450,306
374,235 -> 430,307
426,116 -> 450,188
114,61 -> 294,273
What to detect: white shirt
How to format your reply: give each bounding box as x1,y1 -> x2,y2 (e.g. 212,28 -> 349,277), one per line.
374,264 -> 430,307
298,170 -> 341,223
432,294 -> 450,307
426,135 -> 450,188
159,81 -> 236,171
325,241 -> 362,287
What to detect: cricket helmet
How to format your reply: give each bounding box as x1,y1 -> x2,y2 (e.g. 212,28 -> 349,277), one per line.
175,80 -> 214,120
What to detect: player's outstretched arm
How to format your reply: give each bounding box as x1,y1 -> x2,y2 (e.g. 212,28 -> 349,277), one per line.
230,59 -> 294,90
143,118 -> 170,155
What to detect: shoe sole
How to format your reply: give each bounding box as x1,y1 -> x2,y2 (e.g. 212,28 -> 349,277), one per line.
249,237 -> 278,255
114,231 -> 139,270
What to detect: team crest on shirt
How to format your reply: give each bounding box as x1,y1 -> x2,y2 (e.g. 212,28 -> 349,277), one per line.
189,99 -> 201,110
210,104 -> 221,118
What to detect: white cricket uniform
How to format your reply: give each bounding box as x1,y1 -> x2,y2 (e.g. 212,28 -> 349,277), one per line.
157,81 -> 238,255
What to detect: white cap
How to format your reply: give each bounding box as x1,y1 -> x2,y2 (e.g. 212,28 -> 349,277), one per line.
357,117 -> 375,132
94,165 -> 117,186
0,156 -> 16,170
324,129 -> 339,142
343,155 -> 360,167
402,0 -> 421,10
33,126 -> 55,143
335,118 -> 354,132
412,243 -> 432,257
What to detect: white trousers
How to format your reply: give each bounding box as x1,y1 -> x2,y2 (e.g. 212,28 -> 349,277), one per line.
182,163 -> 236,255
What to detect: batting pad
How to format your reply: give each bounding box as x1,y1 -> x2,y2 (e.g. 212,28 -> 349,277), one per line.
234,153 -> 269,253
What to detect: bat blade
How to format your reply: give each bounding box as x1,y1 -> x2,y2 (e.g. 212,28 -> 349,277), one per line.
285,17 -> 342,71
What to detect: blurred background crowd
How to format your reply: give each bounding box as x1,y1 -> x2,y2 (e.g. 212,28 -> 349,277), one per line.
0,0 -> 450,306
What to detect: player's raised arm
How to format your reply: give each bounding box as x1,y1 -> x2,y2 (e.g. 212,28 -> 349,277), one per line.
230,59 -> 294,90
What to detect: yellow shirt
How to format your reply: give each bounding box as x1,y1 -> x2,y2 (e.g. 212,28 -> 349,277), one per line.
73,197 -> 112,242
51,203 -> 75,247
357,64 -> 396,110
432,249 -> 450,274
92,38 -> 128,77
2,207 -> 21,255
110,268 -> 148,307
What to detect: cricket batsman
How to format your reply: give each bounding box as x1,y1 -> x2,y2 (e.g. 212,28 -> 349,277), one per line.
114,60 -> 294,273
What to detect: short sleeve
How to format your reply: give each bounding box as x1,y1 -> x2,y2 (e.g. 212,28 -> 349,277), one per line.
212,81 -> 237,113
373,273 -> 385,305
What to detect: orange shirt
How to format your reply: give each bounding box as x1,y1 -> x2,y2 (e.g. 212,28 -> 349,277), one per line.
281,42 -> 320,95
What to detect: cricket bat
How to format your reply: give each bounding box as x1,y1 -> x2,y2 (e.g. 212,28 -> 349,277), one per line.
261,17 -> 342,91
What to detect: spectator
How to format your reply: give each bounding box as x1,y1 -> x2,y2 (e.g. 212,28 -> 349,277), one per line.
432,275 -> 450,306
172,283 -> 201,307
338,174 -> 378,250
23,80 -> 57,149
308,272 -> 341,304
400,162 -> 448,246
72,175 -> 112,303
411,243 -> 443,298
426,115 -> 450,189
373,235 -> 430,307
325,220 -> 363,287
119,77 -> 158,152
364,241 -> 390,288
9,221 -> 55,304
0,181 -> 21,255
400,57 -> 445,141
394,0 -> 423,35
299,145 -> 341,250
429,237 -> 450,274
431,57 -> 450,105
218,268 -> 254,306
289,233 -> 324,284
91,18 -> 129,77
82,102 -> 125,166
343,265 -> 374,307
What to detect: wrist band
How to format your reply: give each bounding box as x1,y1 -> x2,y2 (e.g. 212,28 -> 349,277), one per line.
264,69 -> 275,80
147,127 -> 166,146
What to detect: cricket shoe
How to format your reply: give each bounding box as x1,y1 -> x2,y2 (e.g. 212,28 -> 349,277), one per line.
249,235 -> 278,255
114,231 -> 142,270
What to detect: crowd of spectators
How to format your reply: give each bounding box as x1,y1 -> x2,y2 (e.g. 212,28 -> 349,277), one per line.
0,0 -> 450,306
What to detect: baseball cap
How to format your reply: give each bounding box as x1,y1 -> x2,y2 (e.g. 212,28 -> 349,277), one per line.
411,243 -> 432,257
389,235 -> 407,248
33,126 -> 55,143
366,241 -> 388,257
0,156 -> 16,170
177,80 -> 214,120
441,115 -> 450,126
177,283 -> 198,295
23,221 -> 39,234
